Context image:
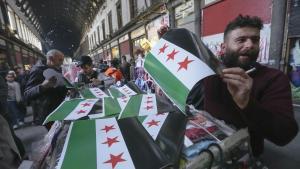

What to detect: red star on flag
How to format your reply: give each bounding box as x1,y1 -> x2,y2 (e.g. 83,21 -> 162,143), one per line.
103,153 -> 126,169
146,119 -> 160,128
178,56 -> 194,71
81,103 -> 91,107
147,96 -> 153,99
101,125 -> 115,133
144,105 -> 153,110
158,43 -> 168,55
77,110 -> 86,114
102,136 -> 119,147
166,49 -> 179,61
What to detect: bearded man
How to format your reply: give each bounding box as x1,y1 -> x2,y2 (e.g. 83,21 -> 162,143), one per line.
203,15 -> 298,156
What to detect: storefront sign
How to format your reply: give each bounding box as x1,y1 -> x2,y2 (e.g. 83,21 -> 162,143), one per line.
111,40 -> 118,47
146,14 -> 170,47
119,34 -> 129,43
131,26 -> 145,39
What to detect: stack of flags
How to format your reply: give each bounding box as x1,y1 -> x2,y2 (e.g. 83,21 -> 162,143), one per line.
46,28 -> 222,169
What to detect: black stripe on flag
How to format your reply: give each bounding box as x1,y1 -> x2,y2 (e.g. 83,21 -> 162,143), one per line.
118,117 -> 171,169
155,111 -> 187,168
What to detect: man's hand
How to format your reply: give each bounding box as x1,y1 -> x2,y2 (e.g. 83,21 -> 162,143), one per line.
91,78 -> 102,86
41,76 -> 57,89
222,67 -> 253,109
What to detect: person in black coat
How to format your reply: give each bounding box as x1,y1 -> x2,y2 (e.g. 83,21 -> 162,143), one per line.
24,49 -> 67,126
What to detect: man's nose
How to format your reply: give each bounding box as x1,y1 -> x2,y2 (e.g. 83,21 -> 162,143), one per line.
244,39 -> 255,49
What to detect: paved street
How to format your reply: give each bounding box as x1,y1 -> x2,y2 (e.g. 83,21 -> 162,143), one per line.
14,105 -> 300,169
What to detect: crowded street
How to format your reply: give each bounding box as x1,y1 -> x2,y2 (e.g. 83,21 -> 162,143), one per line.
1,0 -> 300,169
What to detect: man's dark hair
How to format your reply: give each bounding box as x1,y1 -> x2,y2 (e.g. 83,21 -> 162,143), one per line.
121,55 -> 126,61
224,15 -> 263,40
111,58 -> 120,68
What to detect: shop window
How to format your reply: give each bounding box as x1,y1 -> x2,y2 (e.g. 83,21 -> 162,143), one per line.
117,1 -> 123,29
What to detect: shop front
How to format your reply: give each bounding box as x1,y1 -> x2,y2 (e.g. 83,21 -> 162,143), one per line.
146,14 -> 169,48
119,34 -> 131,60
131,26 -> 146,58
22,49 -> 29,65
175,0 -> 195,33
111,40 -> 119,59
14,45 -> 23,66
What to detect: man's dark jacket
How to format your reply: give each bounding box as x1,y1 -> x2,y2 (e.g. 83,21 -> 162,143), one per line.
24,62 -> 67,124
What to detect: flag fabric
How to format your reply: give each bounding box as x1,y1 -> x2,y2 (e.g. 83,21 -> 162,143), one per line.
43,99 -> 98,124
56,117 -> 171,169
138,111 -> 187,165
118,85 -> 137,96
102,97 -> 122,117
108,85 -> 137,98
118,94 -> 157,119
116,96 -> 130,110
80,88 -> 108,99
108,87 -> 125,98
144,29 -> 216,112
139,112 -> 169,140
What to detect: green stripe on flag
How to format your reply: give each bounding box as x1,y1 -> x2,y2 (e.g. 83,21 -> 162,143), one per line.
80,88 -> 97,99
60,120 -> 97,169
108,87 -> 124,98
144,52 -> 189,112
119,95 -> 143,119
45,99 -> 84,123
104,97 -> 121,117
64,78 -> 74,89
137,115 -> 147,123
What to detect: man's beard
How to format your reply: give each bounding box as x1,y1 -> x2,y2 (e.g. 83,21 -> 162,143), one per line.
221,48 -> 259,70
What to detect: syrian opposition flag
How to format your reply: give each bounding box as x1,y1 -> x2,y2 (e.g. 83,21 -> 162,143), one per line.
56,117 -> 171,169
80,88 -> 108,99
108,87 -> 125,98
108,85 -> 137,98
116,96 -> 130,110
101,97 -> 122,118
118,85 -> 137,96
138,111 -> 187,165
43,99 -> 98,124
118,94 -> 157,119
144,28 -> 220,112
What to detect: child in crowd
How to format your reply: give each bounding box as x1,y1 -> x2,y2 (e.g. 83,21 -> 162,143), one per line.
6,71 -> 24,129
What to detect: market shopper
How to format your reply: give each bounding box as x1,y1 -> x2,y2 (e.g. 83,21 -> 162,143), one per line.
77,55 -> 102,87
104,58 -> 123,83
24,49 -> 68,126
202,15 -> 298,156
120,55 -> 131,82
6,71 -> 24,129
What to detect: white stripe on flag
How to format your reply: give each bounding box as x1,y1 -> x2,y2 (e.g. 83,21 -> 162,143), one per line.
141,113 -> 168,140
138,94 -> 157,116
89,88 -> 108,98
117,96 -> 130,110
64,99 -> 98,120
184,136 -> 194,147
118,85 -> 137,96
150,38 -> 215,90
96,118 -> 135,169
56,122 -> 74,169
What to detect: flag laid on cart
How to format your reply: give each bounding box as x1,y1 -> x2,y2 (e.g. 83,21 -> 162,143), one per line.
118,85 -> 137,96
43,99 -> 98,124
118,94 -> 157,119
108,87 -> 125,98
80,88 -> 108,99
56,117 -> 171,169
108,85 -> 137,98
102,97 -> 122,117
116,96 -> 130,109
144,29 -> 217,112
138,111 -> 187,164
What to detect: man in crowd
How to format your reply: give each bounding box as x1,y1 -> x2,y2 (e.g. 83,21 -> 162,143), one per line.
24,49 -> 67,127
120,55 -> 131,82
203,15 -> 298,156
77,55 -> 102,87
